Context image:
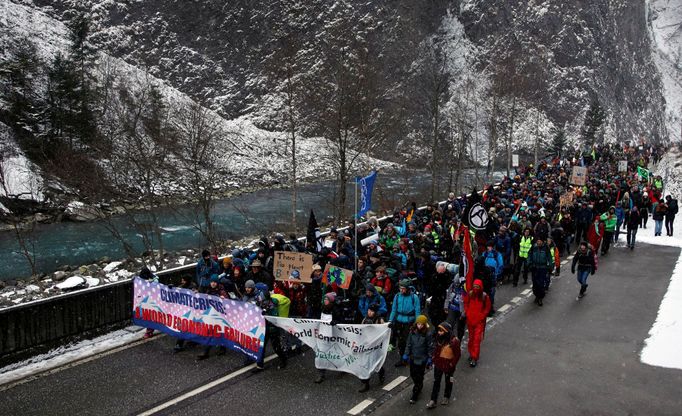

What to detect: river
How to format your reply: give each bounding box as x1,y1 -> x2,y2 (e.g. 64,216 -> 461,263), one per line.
0,169 -> 500,280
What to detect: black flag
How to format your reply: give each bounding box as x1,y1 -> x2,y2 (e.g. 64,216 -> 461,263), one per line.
462,187 -> 489,231
306,209 -> 322,253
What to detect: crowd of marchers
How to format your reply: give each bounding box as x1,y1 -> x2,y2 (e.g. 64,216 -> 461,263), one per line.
138,141 -> 676,409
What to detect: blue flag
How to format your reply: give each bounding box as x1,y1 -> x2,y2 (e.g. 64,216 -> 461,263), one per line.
356,171 -> 377,218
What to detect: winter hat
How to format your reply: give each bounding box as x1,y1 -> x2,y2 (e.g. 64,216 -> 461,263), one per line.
312,264 -> 322,271
415,315 -> 428,325
245,280 -> 256,289
231,248 -> 241,258
368,303 -> 379,313
202,249 -> 211,258
365,283 -> 377,294
325,292 -> 337,303
210,274 -> 220,283
251,259 -> 262,267
438,321 -> 452,333
399,278 -> 411,288
472,279 -> 483,289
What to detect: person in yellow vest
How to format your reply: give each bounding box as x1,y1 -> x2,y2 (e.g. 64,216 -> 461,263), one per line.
513,228 -> 533,287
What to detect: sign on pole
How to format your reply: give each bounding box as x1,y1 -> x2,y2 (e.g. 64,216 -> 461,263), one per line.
570,166 -> 588,186
273,251 -> 314,282
322,264 -> 354,289
512,154 -> 519,168
618,160 -> 628,173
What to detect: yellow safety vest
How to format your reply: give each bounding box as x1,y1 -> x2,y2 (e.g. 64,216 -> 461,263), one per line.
519,236 -> 532,259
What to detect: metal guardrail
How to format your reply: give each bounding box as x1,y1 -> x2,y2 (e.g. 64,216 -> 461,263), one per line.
0,184 -> 499,366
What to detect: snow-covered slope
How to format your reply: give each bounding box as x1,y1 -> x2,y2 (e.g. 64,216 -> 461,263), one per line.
1,1 -> 395,205
647,0 -> 682,142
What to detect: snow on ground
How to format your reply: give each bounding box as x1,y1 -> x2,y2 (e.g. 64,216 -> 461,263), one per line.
0,326 -> 147,387
647,0 -> 682,142
638,148 -> 682,369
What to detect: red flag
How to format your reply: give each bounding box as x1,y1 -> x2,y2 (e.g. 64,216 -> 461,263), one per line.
460,225 -> 475,291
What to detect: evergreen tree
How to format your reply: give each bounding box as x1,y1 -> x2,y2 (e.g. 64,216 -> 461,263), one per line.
580,99 -> 606,146
550,126 -> 567,157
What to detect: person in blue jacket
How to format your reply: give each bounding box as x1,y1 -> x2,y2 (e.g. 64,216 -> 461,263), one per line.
196,249 -> 219,292
389,279 -> 421,366
358,284 -> 388,318
480,241 -> 503,315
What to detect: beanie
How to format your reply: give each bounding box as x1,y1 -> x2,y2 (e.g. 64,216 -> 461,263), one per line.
415,315 -> 428,325
210,274 -> 220,283
325,292 -> 337,303
245,279 -> 256,289
399,278 -> 411,288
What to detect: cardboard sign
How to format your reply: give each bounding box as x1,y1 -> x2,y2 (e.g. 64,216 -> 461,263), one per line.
560,191 -> 575,207
273,251 -> 313,283
570,166 -> 587,186
512,154 -> 519,167
618,160 -> 628,173
322,264 -> 353,290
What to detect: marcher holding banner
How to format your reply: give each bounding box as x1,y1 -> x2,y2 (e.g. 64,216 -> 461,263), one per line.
132,277 -> 266,363
359,304 -> 386,392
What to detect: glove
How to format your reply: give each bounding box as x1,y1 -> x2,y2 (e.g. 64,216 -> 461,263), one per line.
387,321 -> 394,329
330,320 -> 337,326
402,354 -> 409,362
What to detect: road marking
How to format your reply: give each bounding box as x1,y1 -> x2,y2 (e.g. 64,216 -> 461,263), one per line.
521,289 -> 531,295
497,304 -> 511,313
567,255 -> 574,260
382,375 -> 407,391
511,296 -> 523,304
561,260 -> 569,265
137,354 -> 277,416
348,399 -> 375,415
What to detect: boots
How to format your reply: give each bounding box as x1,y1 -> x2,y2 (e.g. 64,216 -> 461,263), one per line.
578,284 -> 588,298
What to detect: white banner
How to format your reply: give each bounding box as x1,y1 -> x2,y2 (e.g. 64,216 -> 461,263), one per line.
265,317 -> 391,379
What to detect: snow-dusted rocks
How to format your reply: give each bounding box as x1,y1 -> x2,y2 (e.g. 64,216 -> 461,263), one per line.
64,201 -> 103,222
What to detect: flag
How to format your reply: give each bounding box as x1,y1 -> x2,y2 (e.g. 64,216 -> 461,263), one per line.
637,166 -> 649,181
356,171 -> 377,218
306,209 -> 322,253
462,187 -> 489,231
460,225 -> 475,291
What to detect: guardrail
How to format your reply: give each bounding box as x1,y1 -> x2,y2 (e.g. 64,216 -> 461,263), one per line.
0,184 -> 500,366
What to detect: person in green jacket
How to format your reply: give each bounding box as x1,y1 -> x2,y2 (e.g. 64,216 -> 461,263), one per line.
599,206 -> 617,255
528,239 -> 552,306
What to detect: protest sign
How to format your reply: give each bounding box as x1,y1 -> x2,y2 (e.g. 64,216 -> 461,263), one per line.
618,160 -> 628,173
322,264 -> 353,290
265,317 -> 391,379
559,191 -> 575,207
571,166 -> 588,185
273,251 -> 313,282
512,154 -> 519,167
132,277 -> 265,361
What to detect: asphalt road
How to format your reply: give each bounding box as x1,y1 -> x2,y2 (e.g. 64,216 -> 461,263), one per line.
2,242 -> 681,416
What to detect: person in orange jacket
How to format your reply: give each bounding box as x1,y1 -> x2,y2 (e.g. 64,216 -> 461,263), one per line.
463,279 -> 491,367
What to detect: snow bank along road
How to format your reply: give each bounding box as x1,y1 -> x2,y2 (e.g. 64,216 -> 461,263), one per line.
1,241 -> 682,415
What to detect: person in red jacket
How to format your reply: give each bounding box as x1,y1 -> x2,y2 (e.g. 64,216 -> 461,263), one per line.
426,321 -> 461,409
586,217 -> 604,254
464,279 -> 491,368
370,266 -> 393,296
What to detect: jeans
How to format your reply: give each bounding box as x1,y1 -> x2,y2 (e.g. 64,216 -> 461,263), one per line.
627,228 -> 638,247
614,221 -> 623,242
430,367 -> 455,401
655,220 -> 663,236
577,270 -> 590,286
666,216 -> 675,236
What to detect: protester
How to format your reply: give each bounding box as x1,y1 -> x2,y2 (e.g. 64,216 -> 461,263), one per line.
464,279 -> 491,368
426,321 -> 461,409
626,206 -> 641,249
139,266 -> 159,339
358,304 -> 386,392
528,238 -> 552,306
389,279 -> 421,366
196,249 -> 219,292
403,315 -> 433,404
571,242 -> 597,299
665,195 -> 678,236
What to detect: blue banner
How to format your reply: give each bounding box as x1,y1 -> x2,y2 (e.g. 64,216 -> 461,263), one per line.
132,277 -> 265,361
356,171 -> 377,218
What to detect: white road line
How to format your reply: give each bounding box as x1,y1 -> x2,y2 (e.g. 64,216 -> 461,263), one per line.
497,304 -> 511,313
348,399 -> 375,415
137,354 -> 277,416
521,289 -> 531,295
382,375 -> 408,391
511,296 -> 523,304
561,260 -> 569,265
567,256 -> 574,259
